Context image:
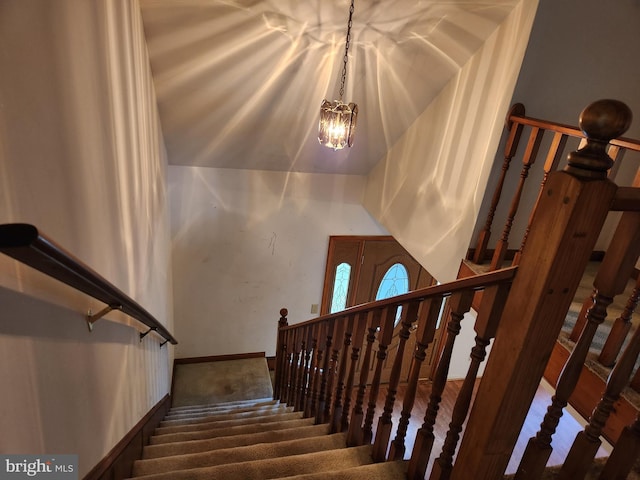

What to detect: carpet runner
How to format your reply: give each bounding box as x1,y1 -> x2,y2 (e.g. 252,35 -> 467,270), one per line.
128,397 -> 406,480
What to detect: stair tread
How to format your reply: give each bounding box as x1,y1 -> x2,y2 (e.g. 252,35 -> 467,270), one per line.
164,402 -> 282,420
133,433 -> 348,476
149,417 -> 314,445
168,397 -> 276,412
154,411 -> 303,435
129,445 -> 373,480
143,422 -> 330,459
160,404 -> 292,426
277,460 -> 407,480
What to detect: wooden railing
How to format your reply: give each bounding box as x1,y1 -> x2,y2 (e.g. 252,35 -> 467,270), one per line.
0,223 -> 177,345
275,99 -> 640,479
275,265 -> 518,478
470,101 -> 640,271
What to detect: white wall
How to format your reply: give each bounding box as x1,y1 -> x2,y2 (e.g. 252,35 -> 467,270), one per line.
362,0 -> 538,284
0,1 -> 173,476
169,166 -> 387,358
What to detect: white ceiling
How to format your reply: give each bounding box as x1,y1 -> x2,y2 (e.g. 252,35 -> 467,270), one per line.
140,0 -> 518,175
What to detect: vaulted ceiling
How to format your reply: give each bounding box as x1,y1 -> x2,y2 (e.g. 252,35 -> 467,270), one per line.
140,0 -> 519,175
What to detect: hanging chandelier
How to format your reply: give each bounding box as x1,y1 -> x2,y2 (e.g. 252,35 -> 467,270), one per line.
318,0 -> 358,151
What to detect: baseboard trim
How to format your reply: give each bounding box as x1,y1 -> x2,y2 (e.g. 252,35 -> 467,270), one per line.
173,352 -> 266,365
83,394 -> 171,480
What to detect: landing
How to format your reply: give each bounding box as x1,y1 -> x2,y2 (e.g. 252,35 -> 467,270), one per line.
172,356 -> 273,407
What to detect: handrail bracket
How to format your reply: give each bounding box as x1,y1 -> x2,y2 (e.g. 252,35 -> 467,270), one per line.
87,304 -> 122,331
139,327 -> 157,342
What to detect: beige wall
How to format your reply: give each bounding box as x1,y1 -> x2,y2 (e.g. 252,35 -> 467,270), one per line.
168,166 -> 387,358
363,0 -> 539,283
0,1 -> 173,476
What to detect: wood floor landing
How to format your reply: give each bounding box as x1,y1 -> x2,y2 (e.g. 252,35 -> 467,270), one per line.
369,378 -> 609,475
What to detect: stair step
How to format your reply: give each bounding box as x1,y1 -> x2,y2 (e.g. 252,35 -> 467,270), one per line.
143,422 -> 330,459
278,460 -> 407,480
159,404 -> 292,426
133,433 -> 348,476
167,398 -> 277,415
164,401 -> 281,420
154,411 -> 303,435
128,445 -> 373,480
149,417 -> 314,445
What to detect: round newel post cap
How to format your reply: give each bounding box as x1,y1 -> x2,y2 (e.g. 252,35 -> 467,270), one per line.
280,308 -> 288,317
565,99 -> 633,179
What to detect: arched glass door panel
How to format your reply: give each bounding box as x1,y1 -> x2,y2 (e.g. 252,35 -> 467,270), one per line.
375,263 -> 409,325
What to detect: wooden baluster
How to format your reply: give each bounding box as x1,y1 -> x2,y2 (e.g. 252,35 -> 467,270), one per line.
341,312 -> 367,432
515,292 -> 612,479
490,126 -> 545,271
430,283 -> 511,480
303,323 -> 320,417
363,306 -> 397,444
347,310 -> 380,446
514,131 -> 568,264
473,103 -> 525,264
316,319 -> 335,424
407,292 -> 473,479
452,99 -> 631,480
280,328 -> 293,404
598,275 -> 640,367
561,319 -> 640,479
323,318 -> 346,424
599,412 -> 640,480
390,297 -> 446,462
307,322 -> 326,419
372,301 -> 421,461
331,314 -> 355,433
558,211 -> 640,480
288,329 -> 302,406
517,210 -> 640,480
569,289 -> 595,342
296,326 -> 312,411
274,308 -> 288,400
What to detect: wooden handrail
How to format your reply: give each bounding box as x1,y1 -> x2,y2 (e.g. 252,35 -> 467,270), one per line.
280,266 -> 518,332
507,109 -> 640,152
0,223 -> 177,345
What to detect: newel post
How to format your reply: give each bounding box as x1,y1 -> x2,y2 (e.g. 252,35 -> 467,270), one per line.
451,100 -> 632,479
274,308 -> 288,400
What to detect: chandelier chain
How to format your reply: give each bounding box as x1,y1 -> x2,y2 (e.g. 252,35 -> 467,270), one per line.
339,0 -> 355,100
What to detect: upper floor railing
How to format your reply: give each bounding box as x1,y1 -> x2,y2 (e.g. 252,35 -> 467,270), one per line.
0,223 -> 177,346
471,100 -> 640,271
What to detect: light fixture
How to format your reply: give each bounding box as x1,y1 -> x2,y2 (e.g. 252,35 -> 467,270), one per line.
318,0 -> 358,151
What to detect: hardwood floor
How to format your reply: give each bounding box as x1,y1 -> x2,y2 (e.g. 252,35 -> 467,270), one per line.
367,378 -> 610,475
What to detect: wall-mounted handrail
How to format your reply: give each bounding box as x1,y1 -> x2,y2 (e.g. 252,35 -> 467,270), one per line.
0,223 -> 177,345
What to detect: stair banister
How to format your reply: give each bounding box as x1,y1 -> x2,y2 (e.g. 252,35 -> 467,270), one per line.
390,296 -> 445,462
372,300 -> 420,461
451,99 -> 632,479
340,312 -> 367,432
0,223 -> 177,345
556,209 -> 640,479
331,313 -> 355,433
363,305 -> 397,444
346,310 -> 379,446
407,292 -> 473,479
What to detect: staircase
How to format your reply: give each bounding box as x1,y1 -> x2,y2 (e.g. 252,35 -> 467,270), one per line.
128,397 -> 406,480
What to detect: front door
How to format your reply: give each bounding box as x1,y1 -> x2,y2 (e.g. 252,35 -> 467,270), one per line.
320,236 -> 439,382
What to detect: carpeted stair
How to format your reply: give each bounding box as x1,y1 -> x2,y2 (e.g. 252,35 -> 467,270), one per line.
129,397 -> 407,480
